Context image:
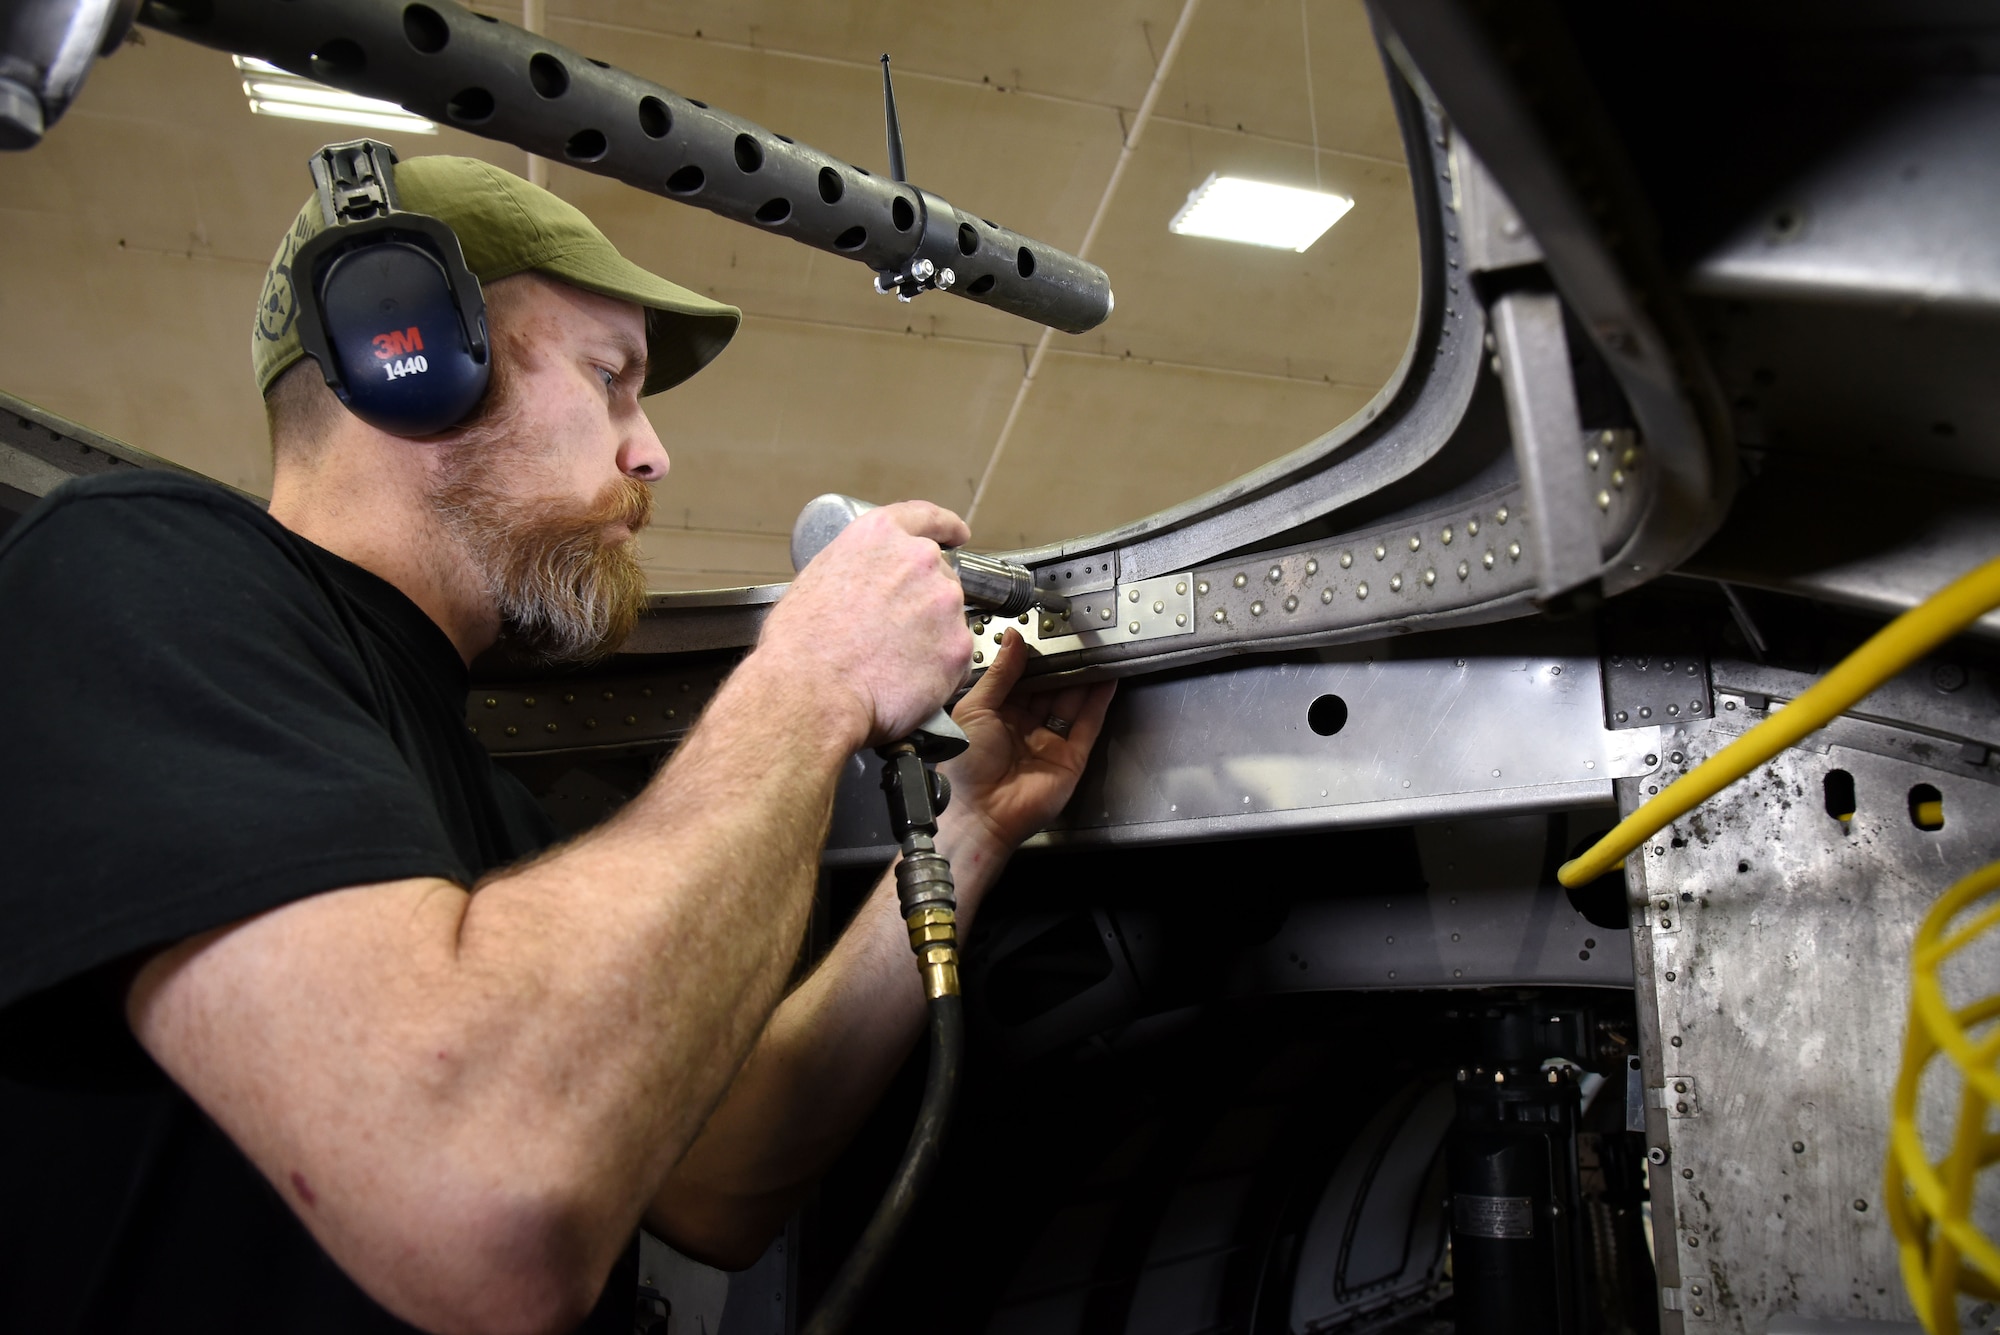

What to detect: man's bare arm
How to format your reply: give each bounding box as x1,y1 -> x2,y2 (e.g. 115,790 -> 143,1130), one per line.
126,502 -> 972,1335
644,631 -> 1117,1266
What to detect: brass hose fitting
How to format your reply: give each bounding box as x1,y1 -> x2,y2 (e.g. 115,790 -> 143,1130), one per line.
905,903 -> 961,999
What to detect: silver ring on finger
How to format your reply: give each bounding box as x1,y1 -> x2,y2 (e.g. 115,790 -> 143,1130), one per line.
1042,715 -> 1072,738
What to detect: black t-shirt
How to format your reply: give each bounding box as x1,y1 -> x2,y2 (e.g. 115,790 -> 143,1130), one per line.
0,473 -> 636,1333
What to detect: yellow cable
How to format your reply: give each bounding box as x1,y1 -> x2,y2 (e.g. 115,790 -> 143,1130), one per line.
1558,555 -> 2000,888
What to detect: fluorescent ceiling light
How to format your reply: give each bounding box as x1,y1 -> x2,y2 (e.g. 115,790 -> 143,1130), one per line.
232,54 -> 436,134
1168,173 -> 1354,253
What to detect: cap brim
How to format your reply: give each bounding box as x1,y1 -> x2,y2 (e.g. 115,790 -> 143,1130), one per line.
536,246 -> 741,397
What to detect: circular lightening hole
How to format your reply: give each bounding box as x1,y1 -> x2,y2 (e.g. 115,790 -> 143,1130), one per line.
958,222 -> 978,255
966,273 -> 996,295
1307,694 -> 1349,737
733,133 -> 763,172
565,128 -> 607,162
891,195 -> 915,231
665,164 -> 705,194
832,225 -> 867,251
1016,246 -> 1036,278
817,166 -> 844,204
754,197 -> 791,224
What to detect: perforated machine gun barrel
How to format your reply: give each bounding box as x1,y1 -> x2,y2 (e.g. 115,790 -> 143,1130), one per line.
2,0 -> 1114,336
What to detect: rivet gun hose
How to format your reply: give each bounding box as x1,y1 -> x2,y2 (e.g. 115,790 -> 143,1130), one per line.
799,750 -> 967,1335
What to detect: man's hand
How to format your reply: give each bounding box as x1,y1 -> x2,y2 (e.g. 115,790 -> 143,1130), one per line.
940,628 -> 1116,861
759,500 -> 973,748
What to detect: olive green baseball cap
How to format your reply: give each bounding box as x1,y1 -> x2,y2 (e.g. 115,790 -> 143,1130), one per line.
253,154 -> 740,399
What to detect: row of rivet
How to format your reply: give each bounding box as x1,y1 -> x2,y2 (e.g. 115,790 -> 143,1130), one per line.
467,680 -> 708,739
1196,502 -> 1529,622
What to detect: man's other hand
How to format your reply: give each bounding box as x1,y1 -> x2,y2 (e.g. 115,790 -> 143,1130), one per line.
761,500 -> 974,748
941,628 -> 1116,858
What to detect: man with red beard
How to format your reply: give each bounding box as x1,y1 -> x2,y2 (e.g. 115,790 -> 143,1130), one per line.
0,156 -> 1114,1333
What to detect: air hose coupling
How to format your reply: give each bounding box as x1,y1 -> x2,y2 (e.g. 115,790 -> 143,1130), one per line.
893,835 -> 960,999
905,903 -> 960,999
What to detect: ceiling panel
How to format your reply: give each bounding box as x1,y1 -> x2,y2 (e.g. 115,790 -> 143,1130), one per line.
1164,0 -> 1405,164
971,352 -> 1376,550
547,0 -> 1188,112
1066,118 -> 1417,385
639,319 -> 1031,535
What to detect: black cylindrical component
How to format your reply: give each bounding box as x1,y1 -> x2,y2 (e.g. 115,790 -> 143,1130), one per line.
137,0 -> 1113,333
1448,1066 -> 1590,1335
801,992 -> 963,1335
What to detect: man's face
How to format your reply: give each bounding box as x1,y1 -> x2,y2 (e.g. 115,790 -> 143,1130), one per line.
425,274 -> 670,664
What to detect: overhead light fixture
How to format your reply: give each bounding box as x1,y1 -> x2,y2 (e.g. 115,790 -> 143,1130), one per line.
1168,173 -> 1354,253
234,55 -> 436,135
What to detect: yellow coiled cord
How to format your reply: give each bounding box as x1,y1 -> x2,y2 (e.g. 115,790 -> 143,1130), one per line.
1886,859 -> 2000,1334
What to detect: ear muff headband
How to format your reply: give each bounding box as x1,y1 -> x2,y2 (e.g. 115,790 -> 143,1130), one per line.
290,140 -> 492,438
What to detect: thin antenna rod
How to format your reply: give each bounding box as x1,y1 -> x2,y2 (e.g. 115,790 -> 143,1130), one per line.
881,53 -> 907,182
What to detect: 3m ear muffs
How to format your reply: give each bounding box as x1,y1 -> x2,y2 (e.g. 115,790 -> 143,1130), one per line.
290,140 -> 491,438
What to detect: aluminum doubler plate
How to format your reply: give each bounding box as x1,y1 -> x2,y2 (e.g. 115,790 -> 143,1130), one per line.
823,644 -> 1663,860
1047,651 -> 1660,845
